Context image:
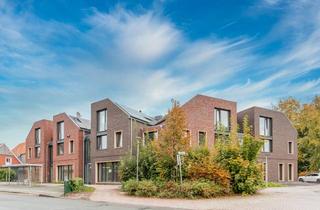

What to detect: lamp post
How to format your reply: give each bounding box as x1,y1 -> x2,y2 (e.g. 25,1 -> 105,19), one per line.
136,137 -> 141,181
177,151 -> 186,185
265,154 -> 270,187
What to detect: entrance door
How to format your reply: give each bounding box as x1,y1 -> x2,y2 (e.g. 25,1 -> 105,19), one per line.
84,136 -> 91,184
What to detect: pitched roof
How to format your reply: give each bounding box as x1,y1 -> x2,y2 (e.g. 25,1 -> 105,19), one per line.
12,142 -> 26,157
68,115 -> 91,130
115,103 -> 156,125
0,144 -> 14,156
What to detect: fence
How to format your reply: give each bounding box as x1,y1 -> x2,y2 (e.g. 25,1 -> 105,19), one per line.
0,164 -> 43,186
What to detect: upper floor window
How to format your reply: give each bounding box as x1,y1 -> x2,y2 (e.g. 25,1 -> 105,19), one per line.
35,128 -> 41,145
69,140 -> 74,154
259,116 -> 272,137
97,135 -> 107,150
5,157 -> 12,165
57,142 -> 64,155
97,109 -> 107,132
28,148 -> 32,159
214,108 -> 231,132
114,131 -> 123,148
198,131 -> 206,146
35,147 -> 40,158
288,141 -> 293,154
57,121 -> 65,141
262,139 -> 273,153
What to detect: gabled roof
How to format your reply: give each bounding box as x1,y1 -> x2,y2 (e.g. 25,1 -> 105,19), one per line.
12,142 -> 26,157
0,143 -> 14,156
115,103 -> 157,125
68,115 -> 91,130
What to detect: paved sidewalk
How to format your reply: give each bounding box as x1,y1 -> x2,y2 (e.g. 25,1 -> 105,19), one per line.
90,184 -> 320,210
0,182 -> 64,197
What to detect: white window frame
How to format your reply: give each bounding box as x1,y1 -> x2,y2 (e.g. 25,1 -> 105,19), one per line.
278,163 -> 284,181
69,140 -> 74,154
288,141 -> 294,154
288,163 -> 294,181
5,157 -> 12,165
114,131 -> 123,148
198,131 -> 207,146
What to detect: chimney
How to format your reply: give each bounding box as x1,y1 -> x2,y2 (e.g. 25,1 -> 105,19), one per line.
76,112 -> 81,119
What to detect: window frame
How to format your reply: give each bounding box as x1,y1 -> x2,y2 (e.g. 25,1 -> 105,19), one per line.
259,116 -> 272,137
35,146 -> 41,158
288,141 -> 293,154
214,108 -> 231,132
97,134 -> 107,150
28,148 -> 32,159
114,131 -> 123,148
278,163 -> 284,181
57,121 -> 65,141
35,128 -> 41,145
198,131 -> 207,146
288,163 -> 294,181
262,139 -> 273,153
57,142 -> 64,156
69,140 -> 74,154
97,109 -> 107,132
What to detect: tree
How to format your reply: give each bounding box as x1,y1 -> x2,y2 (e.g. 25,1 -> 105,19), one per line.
155,99 -> 190,180
273,96 -> 301,127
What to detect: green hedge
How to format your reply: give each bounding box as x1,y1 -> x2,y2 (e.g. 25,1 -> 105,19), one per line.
0,169 -> 16,181
122,179 -> 229,199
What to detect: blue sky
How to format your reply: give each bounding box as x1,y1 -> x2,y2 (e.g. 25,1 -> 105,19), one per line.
1,0 -> 320,148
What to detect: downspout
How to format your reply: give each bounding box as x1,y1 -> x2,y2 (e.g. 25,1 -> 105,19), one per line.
130,118 -> 133,156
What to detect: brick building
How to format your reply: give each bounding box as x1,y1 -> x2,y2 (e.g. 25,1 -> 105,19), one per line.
0,144 -> 21,166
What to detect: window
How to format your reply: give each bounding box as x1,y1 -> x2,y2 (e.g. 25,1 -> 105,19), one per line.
57,121 -> 65,141
97,135 -> 107,150
198,131 -> 206,146
69,140 -> 74,154
278,163 -> 284,181
214,108 -> 231,132
28,148 -> 32,159
57,165 -> 73,181
262,139 -> 273,153
114,131 -> 122,148
35,128 -> 41,145
259,117 -> 272,136
288,164 -> 293,181
97,109 -> 107,132
144,131 -> 158,144
5,157 -> 12,165
57,142 -> 64,155
35,147 -> 40,158
97,162 -> 119,183
288,142 -> 293,154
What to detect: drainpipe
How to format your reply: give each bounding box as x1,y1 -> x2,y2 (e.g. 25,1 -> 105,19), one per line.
130,118 -> 133,156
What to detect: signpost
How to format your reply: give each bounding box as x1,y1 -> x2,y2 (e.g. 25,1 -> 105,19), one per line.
177,151 -> 186,185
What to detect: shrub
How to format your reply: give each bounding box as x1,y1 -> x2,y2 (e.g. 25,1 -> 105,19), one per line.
135,180 -> 158,197
186,147 -> 230,188
69,177 -> 84,192
0,169 -> 16,181
179,181 -> 228,199
122,179 -> 139,195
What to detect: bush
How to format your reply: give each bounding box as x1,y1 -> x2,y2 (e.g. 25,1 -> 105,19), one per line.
69,177 -> 84,192
0,169 -> 16,181
122,179 -> 229,199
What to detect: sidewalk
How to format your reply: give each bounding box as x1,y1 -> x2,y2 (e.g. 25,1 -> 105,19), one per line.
0,182 -> 64,197
89,184 -> 320,210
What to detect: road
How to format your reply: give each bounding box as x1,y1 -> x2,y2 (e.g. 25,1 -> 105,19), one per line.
0,193 -> 181,210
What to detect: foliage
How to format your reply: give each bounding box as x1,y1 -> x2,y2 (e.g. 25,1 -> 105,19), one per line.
65,177 -> 94,193
215,116 -> 264,195
265,182 -> 286,188
119,142 -> 158,182
0,169 -> 16,181
274,96 -> 320,172
155,100 -> 190,181
186,147 -> 230,187
122,179 -> 228,199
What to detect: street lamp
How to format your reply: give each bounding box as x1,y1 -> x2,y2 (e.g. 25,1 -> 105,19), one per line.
177,151 -> 186,185
136,137 -> 142,181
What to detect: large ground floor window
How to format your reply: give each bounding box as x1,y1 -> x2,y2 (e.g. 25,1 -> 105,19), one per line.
57,165 -> 73,181
97,162 -> 119,183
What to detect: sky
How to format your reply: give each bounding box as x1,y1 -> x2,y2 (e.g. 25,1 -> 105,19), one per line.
1,0 -> 320,148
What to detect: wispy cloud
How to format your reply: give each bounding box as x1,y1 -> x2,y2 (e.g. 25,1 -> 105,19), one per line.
0,0 -> 319,147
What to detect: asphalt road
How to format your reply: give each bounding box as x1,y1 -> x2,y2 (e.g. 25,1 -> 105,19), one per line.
0,193 -> 181,210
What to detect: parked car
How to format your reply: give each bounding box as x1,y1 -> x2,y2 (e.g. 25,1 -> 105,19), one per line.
298,173 -> 320,183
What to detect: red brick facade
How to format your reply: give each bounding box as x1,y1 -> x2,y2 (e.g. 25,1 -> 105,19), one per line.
25,119 -> 53,183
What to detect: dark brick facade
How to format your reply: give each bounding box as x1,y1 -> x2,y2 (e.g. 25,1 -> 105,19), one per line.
238,107 -> 298,182
90,99 -> 148,183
